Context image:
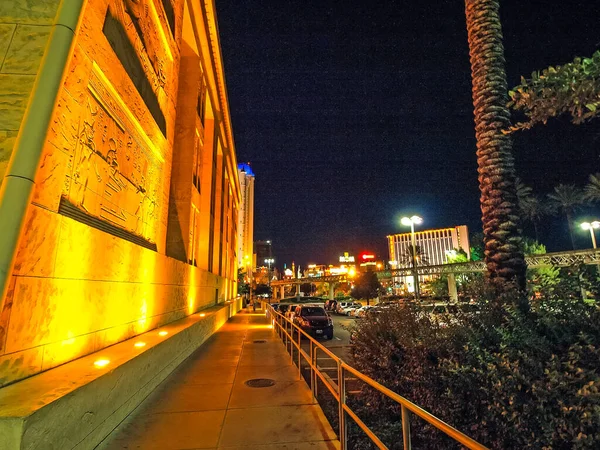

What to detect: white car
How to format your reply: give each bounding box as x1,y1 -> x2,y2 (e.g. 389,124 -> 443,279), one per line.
341,303 -> 362,316
335,302 -> 354,314
353,305 -> 374,318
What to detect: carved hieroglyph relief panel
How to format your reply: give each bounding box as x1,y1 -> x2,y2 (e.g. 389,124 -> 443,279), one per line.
46,0 -> 183,245
56,62 -> 163,244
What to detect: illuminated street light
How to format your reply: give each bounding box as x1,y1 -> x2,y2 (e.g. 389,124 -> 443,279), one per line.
401,215 -> 423,300
581,221 -> 600,249
265,258 -> 275,302
265,258 -> 274,271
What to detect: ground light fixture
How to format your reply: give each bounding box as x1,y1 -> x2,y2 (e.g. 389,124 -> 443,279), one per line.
94,359 -> 110,368
581,221 -> 600,249
199,313 -> 206,317
158,330 -> 168,336
134,342 -> 146,348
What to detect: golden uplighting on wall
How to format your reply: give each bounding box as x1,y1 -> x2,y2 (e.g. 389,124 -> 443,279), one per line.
94,359 -> 110,368
187,265 -> 196,315
61,332 -> 76,346
249,324 -> 273,330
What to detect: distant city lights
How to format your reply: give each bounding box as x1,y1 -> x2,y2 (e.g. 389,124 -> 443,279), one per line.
339,252 -> 355,263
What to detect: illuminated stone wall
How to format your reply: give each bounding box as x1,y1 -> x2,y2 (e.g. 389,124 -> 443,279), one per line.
0,1 -> 59,184
0,0 -> 240,387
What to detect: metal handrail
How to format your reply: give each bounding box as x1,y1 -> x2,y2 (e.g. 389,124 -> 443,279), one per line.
265,303 -> 488,450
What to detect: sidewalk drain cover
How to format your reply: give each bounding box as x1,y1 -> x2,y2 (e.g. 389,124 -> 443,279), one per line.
253,340 -> 267,344
245,378 -> 275,388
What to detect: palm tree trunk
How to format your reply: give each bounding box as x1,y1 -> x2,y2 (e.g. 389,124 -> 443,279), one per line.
465,0 -> 526,291
533,221 -> 539,242
566,211 -> 576,249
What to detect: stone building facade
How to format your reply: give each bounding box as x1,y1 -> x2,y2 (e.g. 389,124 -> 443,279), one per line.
0,0 -> 240,387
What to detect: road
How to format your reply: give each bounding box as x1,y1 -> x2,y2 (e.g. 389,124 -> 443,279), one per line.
300,313 -> 358,365
297,313 -> 363,394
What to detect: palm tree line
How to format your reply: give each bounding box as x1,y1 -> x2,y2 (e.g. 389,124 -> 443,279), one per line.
516,174 -> 600,249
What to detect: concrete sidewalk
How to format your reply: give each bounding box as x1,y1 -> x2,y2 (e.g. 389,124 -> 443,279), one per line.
99,308 -> 340,449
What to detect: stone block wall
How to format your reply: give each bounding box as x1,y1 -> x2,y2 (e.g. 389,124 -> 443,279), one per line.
0,0 -> 58,183
0,0 -> 240,388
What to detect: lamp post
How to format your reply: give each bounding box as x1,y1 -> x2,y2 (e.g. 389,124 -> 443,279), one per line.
401,215 -> 423,300
265,258 -> 274,302
581,221 -> 600,249
244,255 -> 252,305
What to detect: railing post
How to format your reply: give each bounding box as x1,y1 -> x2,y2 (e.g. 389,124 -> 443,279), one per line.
290,321 -> 294,364
313,345 -> 318,399
338,362 -> 347,449
278,315 -> 281,338
401,405 -> 412,450
297,327 -> 301,378
309,341 -> 315,398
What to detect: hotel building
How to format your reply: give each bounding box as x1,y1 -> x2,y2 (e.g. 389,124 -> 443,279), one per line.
237,163 -> 255,274
387,226 -> 470,293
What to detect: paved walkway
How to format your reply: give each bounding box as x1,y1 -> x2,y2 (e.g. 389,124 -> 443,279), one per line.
100,308 -> 340,449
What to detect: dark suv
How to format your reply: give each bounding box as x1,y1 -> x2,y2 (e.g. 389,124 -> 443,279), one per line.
293,306 -> 333,339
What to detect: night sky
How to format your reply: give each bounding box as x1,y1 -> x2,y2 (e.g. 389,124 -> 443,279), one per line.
216,0 -> 600,269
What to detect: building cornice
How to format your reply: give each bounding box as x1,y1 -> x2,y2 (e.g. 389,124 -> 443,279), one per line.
187,0 -> 241,208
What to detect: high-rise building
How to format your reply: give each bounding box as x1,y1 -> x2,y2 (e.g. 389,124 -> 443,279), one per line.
387,226 -> 470,293
237,163 -> 255,273
255,240 -> 273,267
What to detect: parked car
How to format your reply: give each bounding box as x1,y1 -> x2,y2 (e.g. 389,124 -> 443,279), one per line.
292,305 -> 333,339
353,305 -> 374,318
340,303 -> 362,316
335,301 -> 354,314
324,300 -> 338,311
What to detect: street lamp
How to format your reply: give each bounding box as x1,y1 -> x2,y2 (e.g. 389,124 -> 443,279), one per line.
265,258 -> 274,302
401,215 -> 423,300
581,221 -> 600,249
244,255 -> 252,304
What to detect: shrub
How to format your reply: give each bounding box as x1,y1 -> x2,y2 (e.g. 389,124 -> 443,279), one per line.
350,277 -> 600,449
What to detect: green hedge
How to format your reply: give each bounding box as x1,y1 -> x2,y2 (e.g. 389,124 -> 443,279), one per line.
349,270 -> 600,449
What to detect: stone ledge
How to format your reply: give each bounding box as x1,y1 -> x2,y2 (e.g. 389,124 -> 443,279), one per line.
0,298 -> 242,450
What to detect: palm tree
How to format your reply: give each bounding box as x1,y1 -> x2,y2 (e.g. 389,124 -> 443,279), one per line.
465,0 -> 526,290
514,178 -> 551,241
519,196 -> 551,242
584,173 -> 600,202
515,178 -> 533,206
547,184 -> 586,249
400,245 -> 429,267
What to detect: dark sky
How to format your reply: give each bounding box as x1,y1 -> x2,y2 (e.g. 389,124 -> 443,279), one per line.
216,0 -> 600,269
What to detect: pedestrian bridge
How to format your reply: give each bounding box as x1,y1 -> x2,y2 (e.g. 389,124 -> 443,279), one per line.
270,248 -> 600,300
